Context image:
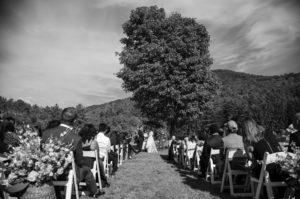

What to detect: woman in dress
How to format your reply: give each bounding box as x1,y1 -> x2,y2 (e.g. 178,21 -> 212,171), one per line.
146,131 -> 158,153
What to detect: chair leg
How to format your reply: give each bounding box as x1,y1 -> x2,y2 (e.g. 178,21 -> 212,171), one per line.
228,173 -> 235,196
255,180 -> 263,199
265,184 -> 274,199
220,164 -> 227,192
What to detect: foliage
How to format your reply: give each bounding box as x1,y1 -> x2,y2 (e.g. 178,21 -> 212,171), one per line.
84,98 -> 143,133
3,126 -> 72,186
117,6 -> 219,135
276,144 -> 300,182
208,70 -> 300,131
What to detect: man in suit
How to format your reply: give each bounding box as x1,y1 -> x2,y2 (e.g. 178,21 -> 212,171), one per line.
42,107 -> 103,198
288,112 -> 300,153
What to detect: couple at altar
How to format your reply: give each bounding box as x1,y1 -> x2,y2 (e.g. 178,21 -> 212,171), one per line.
137,129 -> 158,153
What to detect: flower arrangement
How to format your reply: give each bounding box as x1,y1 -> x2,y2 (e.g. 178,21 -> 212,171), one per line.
276,142 -> 300,187
3,126 -> 73,187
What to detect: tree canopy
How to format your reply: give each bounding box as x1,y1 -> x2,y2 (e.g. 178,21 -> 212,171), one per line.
117,6 -> 219,135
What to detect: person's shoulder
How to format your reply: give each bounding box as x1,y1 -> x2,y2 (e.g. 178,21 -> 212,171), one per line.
42,126 -> 61,138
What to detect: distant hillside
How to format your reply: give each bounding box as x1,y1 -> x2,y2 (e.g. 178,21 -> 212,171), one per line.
84,69 -> 300,132
84,98 -> 143,132
1,69 -> 299,133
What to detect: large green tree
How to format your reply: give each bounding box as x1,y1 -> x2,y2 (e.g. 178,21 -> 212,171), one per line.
117,6 -> 219,135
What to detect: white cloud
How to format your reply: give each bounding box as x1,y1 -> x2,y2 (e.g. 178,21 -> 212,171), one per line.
0,0 -> 299,106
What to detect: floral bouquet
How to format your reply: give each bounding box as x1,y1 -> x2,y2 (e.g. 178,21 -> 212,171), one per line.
276,142 -> 300,189
2,126 -> 73,189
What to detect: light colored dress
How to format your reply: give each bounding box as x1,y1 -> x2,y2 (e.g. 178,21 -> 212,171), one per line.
146,131 -> 158,153
186,141 -> 197,158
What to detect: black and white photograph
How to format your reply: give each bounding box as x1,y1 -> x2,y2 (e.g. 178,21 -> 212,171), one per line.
0,0 -> 300,198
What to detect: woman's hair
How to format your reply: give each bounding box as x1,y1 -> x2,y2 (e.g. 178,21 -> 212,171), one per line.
78,124 -> 97,142
242,118 -> 265,143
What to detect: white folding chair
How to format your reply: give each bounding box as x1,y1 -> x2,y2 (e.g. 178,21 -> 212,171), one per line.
193,145 -> 203,173
206,149 -> 221,184
250,151 -> 294,199
119,144 -> 124,166
53,151 -> 79,199
80,150 -> 102,195
220,149 -> 252,197
99,151 -> 112,178
125,144 -> 129,160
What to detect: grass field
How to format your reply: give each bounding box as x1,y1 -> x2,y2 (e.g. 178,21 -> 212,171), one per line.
98,150 -> 249,199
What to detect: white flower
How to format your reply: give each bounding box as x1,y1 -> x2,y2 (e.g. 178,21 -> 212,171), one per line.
27,171 -> 39,182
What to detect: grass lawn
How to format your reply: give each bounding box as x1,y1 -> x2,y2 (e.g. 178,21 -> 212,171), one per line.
99,150 -> 251,199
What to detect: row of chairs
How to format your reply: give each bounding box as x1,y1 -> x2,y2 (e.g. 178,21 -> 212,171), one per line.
171,143 -> 294,199
1,144 -> 130,199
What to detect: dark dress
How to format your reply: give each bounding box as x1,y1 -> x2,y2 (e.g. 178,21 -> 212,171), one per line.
252,131 -> 288,182
82,143 -> 108,185
200,134 -> 223,176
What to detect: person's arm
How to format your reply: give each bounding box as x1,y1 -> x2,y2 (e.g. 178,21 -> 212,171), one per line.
75,138 -> 84,167
107,138 -> 111,153
90,140 -> 99,151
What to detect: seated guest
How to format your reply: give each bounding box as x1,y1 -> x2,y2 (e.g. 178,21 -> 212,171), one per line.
222,120 -> 244,151
42,107 -> 104,198
288,112 -> 300,153
221,120 -> 245,170
242,118 -> 287,181
186,135 -> 197,166
0,120 -> 20,153
200,123 -> 223,178
208,120 -> 244,174
168,135 -> 177,161
78,124 -> 110,188
96,123 -> 118,175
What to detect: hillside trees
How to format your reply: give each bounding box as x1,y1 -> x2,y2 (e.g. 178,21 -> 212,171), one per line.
117,6 -> 219,135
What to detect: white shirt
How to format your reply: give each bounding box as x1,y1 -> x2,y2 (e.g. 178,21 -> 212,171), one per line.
96,132 -> 111,154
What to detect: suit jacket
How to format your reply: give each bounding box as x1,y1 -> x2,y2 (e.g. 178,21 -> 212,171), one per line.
288,130 -> 300,153
42,125 -> 83,167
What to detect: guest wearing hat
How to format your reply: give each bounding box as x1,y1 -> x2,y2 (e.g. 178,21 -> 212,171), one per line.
222,120 -> 244,151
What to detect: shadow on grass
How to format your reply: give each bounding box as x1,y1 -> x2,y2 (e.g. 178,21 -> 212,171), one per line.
160,154 -> 247,199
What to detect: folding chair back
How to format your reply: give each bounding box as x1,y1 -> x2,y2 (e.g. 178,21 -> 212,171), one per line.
206,148 -> 221,184
53,151 -> 79,199
220,149 -> 252,197
81,150 -> 102,190
119,144 -> 124,166
251,152 -> 294,199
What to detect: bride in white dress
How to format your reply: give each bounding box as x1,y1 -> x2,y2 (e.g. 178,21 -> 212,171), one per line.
145,131 -> 158,153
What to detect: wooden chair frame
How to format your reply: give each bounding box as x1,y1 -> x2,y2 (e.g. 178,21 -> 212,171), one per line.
220,149 -> 252,197
53,151 -> 79,199
250,151 -> 294,199
80,150 -> 102,195
206,149 -> 221,184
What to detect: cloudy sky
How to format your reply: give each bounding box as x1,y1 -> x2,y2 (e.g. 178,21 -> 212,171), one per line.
0,0 -> 299,107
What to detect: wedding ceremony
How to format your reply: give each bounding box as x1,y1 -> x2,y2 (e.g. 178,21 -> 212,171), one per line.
1,0 -> 300,198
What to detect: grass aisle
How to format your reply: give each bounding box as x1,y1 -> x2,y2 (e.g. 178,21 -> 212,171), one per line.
102,150 -> 239,199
